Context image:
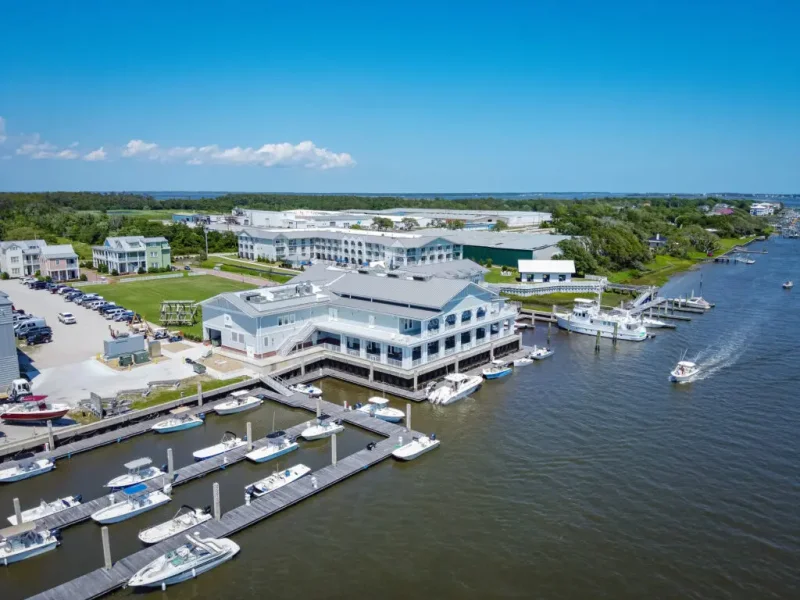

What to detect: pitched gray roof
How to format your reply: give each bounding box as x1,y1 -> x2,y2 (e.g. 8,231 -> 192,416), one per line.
330,295 -> 438,320
289,264 -> 349,284
422,230 -> 569,252
327,272 -> 470,310
401,259 -> 488,279
41,244 -> 78,259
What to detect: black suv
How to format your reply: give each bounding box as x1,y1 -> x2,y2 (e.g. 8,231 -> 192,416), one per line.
26,330 -> 53,345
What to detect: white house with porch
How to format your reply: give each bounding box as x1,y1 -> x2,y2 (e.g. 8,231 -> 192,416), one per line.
517,259 -> 575,283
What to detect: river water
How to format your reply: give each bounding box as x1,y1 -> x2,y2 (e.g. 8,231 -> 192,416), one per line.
2,236 -> 798,600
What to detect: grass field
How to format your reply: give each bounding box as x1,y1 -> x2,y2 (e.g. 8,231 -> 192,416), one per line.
81,275 -> 255,338
200,259 -> 292,284
57,237 -> 93,260
504,290 -> 632,311
130,376 -> 249,410
483,267 -> 518,283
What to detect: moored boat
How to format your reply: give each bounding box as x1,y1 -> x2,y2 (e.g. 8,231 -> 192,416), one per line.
482,359 -> 512,379
0,454 -> 55,484
301,416 -> 344,440
0,399 -> 69,423
0,523 -> 60,565
556,298 -> 648,341
289,383 -> 323,397
356,397 -> 405,422
512,357 -> 533,367
7,495 -> 81,525
427,373 -> 482,405
245,431 -> 299,464
213,391 -> 262,416
642,316 -> 669,329
529,345 -> 554,360
91,484 -> 171,524
105,458 -> 165,489
245,464 -> 311,498
151,407 -> 204,434
192,431 -> 247,461
392,435 -> 440,461
138,505 -> 212,544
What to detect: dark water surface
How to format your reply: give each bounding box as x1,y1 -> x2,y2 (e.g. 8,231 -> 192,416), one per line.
2,238 -> 798,600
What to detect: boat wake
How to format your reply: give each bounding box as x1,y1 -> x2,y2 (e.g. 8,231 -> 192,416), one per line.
692,330 -> 751,382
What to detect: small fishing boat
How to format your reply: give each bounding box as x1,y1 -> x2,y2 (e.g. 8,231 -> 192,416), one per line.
0,454 -> 55,484
128,534 -> 240,589
392,435 -> 440,461
7,495 -> 82,525
91,484 -> 171,524
427,373 -> 483,405
642,316 -> 669,329
213,391 -> 262,416
529,345 -> 554,360
783,280 -> 793,289
0,523 -> 60,565
512,357 -> 533,367
245,431 -> 299,464
482,359 -> 512,379
151,407 -> 204,434
514,321 -> 533,329
192,431 -> 246,461
245,464 -> 311,498
138,505 -> 212,544
0,399 -> 69,423
356,397 -> 405,423
289,383 -> 323,397
301,416 -> 344,441
734,254 -> 755,265
105,458 -> 164,489
670,360 -> 700,383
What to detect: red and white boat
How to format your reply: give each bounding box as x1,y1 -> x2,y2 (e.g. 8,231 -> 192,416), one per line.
1,399 -> 69,423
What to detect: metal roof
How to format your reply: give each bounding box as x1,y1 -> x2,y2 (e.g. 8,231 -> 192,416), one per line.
328,272 -> 470,310
289,264 -> 350,284
330,295 -> 439,320
423,230 -> 569,252
517,259 -> 575,273
238,227 -> 452,248
41,244 -> 78,259
401,259 -> 488,279
0,522 -> 38,538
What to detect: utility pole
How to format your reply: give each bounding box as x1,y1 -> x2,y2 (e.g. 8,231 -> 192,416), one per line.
202,225 -> 209,258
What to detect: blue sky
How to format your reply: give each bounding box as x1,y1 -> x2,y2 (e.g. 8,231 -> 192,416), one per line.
1,0 -> 798,193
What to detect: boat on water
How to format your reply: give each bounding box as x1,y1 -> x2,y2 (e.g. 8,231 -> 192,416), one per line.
151,406 -> 204,434
7,495 -> 81,525
245,431 -> 299,463
392,435 -> 440,461
674,295 -> 713,310
670,360 -> 700,383
642,316 -> 669,329
783,281 -> 793,289
128,534 -> 240,588
482,359 -> 513,379
105,458 -> 165,489
301,416 -> 344,440
0,454 -> 55,484
512,357 -> 533,366
514,321 -> 533,329
734,255 -> 755,264
192,431 -> 247,461
529,345 -> 554,360
245,464 -> 311,498
427,373 -> 482,405
289,383 -> 322,397
0,523 -> 60,565
91,484 -> 171,524
557,297 -> 648,341
213,391 -> 263,416
138,505 -> 212,544
356,397 -> 405,422
0,399 -> 70,423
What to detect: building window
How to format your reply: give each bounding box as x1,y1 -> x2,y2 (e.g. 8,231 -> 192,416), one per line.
11,268 -> 20,275
231,331 -> 245,344
277,314 -> 296,326
10,256 -> 19,263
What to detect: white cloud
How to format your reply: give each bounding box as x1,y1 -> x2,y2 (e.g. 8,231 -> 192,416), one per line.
0,117 -> 6,143
122,139 -> 159,157
83,147 -> 107,161
13,133 -> 78,160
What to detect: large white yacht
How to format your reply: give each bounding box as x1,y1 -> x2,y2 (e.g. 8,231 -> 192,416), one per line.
556,298 -> 648,342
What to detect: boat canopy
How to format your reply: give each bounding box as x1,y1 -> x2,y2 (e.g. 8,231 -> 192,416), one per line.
123,483 -> 149,496
574,298 -> 594,304
266,430 -> 286,439
491,359 -> 508,366
445,373 -> 469,382
0,521 -> 37,538
170,406 -> 192,415
230,390 -> 249,398
677,361 -> 696,367
368,397 -> 389,406
125,457 -> 153,470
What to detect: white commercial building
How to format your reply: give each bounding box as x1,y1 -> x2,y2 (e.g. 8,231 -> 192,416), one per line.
749,202 -> 776,216
517,259 -> 576,283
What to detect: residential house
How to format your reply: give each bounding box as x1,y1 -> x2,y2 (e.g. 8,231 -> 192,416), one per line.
749,202 -> 775,216
92,236 -> 171,274
41,245 -> 80,281
712,203 -> 734,216
0,240 -> 80,280
648,233 -> 668,249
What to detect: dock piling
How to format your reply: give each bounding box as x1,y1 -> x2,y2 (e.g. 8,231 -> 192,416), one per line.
13,498 -> 22,525
547,321 -> 552,343
595,329 -> 601,353
101,527 -> 111,570
613,322 -> 619,346
246,422 -> 253,451
213,482 -> 221,520
167,448 -> 174,478
47,420 -> 54,451
406,403 -> 411,432
316,398 -> 321,418
331,433 -> 337,466
197,382 -> 203,407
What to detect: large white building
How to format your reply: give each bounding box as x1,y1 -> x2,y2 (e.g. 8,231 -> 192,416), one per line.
92,236 -> 172,274
0,240 -> 80,281
749,202 -> 777,216
517,259 -> 576,283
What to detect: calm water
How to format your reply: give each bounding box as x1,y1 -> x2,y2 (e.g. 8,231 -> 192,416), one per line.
2,237 -> 799,600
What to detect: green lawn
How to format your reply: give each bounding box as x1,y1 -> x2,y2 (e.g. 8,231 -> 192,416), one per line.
131,376 -> 249,410
200,260 -> 292,284
209,255 -> 300,275
483,267 -> 518,283
57,237 -> 93,260
81,275 -> 255,338
505,290 -> 632,311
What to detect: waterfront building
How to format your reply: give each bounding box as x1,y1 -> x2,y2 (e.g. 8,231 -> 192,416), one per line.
0,291 -> 19,387
0,240 -> 80,281
749,202 -> 776,216
517,259 -> 575,283
92,236 -> 171,274
200,270 -> 520,389
425,230 -> 569,266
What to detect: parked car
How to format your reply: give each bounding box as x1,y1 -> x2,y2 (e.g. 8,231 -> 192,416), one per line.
58,312 -> 77,324
75,294 -> 96,305
104,308 -> 125,320
114,311 -> 135,322
99,303 -> 121,314
168,335 -> 183,343
91,300 -> 109,311
58,286 -> 75,295
15,318 -> 47,338
30,281 -> 47,290
12,314 -> 33,326
26,330 -> 53,346
65,292 -> 83,302
184,265 -> 191,271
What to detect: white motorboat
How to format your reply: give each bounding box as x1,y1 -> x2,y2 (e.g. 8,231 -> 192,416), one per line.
670,360 -> 700,383
392,435 -> 440,461
7,495 -> 81,525
356,397 -> 405,423
514,321 -> 533,329
192,431 -> 247,461
0,523 -> 60,565
105,457 -> 164,489
0,454 -> 55,483
734,255 -> 755,264
213,391 -> 263,416
556,298 -> 648,341
0,399 -> 70,423
245,464 -> 311,498
482,359 -> 513,379
642,316 -> 669,329
427,373 -> 483,405
529,345 -> 554,360
245,431 -> 299,464
151,407 -> 204,433
512,357 -> 533,366
138,505 -> 212,544
783,280 -> 793,290
301,417 -> 345,441
289,383 -> 323,397
91,484 -> 171,524
128,534 -> 240,588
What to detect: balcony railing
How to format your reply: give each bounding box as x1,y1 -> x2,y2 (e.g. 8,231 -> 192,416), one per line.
461,342 -> 472,350
412,358 -> 422,367
386,357 -> 403,367
322,343 -> 341,352
346,348 -> 361,357
366,354 -> 381,362
444,347 -> 455,356
490,332 -> 499,340
427,351 -> 439,360
444,322 -> 455,330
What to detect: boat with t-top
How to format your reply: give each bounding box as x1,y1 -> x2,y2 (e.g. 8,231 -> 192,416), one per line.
482,359 -> 513,379
529,345 -> 554,360
670,360 -> 700,383
356,397 -> 405,422
193,431 -> 247,461
783,280 -> 793,290
213,390 -> 262,416
301,416 -> 344,440
105,458 -> 164,489
556,297 -> 648,341
245,431 -> 299,464
427,373 -> 483,405
7,495 -> 81,525
91,484 -> 171,524
151,407 -> 204,434
289,383 -> 322,397
0,523 -> 60,565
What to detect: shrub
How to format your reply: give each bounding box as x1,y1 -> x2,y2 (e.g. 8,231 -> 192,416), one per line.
0,272 -> 8,280
485,258 -> 493,268
111,269 -> 119,276
138,267 -> 146,274
79,273 -> 88,281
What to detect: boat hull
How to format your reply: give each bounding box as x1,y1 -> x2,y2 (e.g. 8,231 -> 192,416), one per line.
513,358 -> 533,366
213,400 -> 262,415
105,470 -> 164,489
428,380 -> 482,405
1,408 -> 69,423
0,538 -> 58,565
483,368 -> 512,379
531,351 -> 554,360
670,372 -> 698,383
152,419 -> 203,434
129,540 -> 240,587
556,316 -> 648,341
245,443 -> 298,464
301,424 -> 344,440
356,407 -> 404,423
138,513 -> 212,544
91,493 -> 171,524
193,441 -> 246,461
0,461 -> 55,483
392,440 -> 440,461
7,496 -> 81,525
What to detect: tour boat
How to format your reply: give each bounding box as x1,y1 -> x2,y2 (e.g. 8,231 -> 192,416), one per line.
529,345 -> 554,360
151,407 -> 204,433
105,458 -> 165,489
289,383 -> 323,397
0,523 -> 60,565
392,435 -> 440,461
556,298 -> 648,341
670,360 -> 700,383
512,357 -> 533,367
91,484 -> 171,524
301,416 -> 344,440
128,534 -> 240,588
192,431 -> 247,461
356,397 -> 405,422
138,505 -> 212,544
245,431 -> 299,464
427,373 -> 483,405
642,316 -> 669,329
7,495 -> 81,525
783,281 -> 793,289
245,464 -> 311,498
0,455 -> 55,483
0,399 -> 70,423
213,391 -> 263,416
482,359 -> 513,379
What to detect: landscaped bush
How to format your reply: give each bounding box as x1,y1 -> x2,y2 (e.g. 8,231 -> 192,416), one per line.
0,272 -> 8,280
79,273 -> 88,281
111,269 -> 119,276
138,267 -> 146,274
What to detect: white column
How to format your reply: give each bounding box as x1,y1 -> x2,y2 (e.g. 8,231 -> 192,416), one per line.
359,338 -> 367,359
380,343 -> 387,364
